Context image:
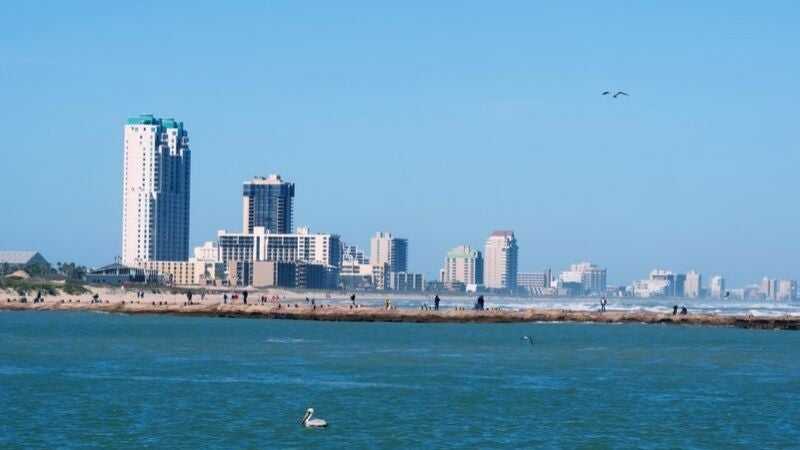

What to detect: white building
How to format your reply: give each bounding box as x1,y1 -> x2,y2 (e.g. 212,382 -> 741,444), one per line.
122,115 -> 191,265
632,279 -> 670,298
370,232 -> 408,273
710,275 -> 726,299
685,270 -> 702,298
442,245 -> 483,286
484,230 -> 518,290
192,241 -> 219,262
776,280 -> 797,301
217,227 -> 341,267
760,277 -> 779,300
560,262 -> 607,295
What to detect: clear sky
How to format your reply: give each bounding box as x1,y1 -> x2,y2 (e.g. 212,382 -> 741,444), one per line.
1,1 -> 798,287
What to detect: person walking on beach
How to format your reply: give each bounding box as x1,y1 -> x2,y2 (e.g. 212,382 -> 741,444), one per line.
673,305 -> 678,316
434,295 -> 440,311
350,294 -> 356,306
475,295 -> 485,311
600,296 -> 607,312
223,293 -> 228,305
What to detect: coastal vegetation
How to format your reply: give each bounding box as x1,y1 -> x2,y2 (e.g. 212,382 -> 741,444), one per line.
0,277 -> 89,296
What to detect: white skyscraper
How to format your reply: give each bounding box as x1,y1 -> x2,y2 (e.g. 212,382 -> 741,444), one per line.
710,275 -> 725,299
560,262 -> 607,294
122,115 -> 191,264
484,230 -> 518,290
685,270 -> 702,298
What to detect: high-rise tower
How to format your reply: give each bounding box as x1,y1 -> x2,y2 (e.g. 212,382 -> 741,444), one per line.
122,115 -> 191,264
242,175 -> 295,234
484,230 -> 518,290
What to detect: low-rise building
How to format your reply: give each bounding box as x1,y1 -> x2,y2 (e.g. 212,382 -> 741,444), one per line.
0,251 -> 50,275
86,263 -> 159,285
389,272 -> 425,292
518,270 -> 551,292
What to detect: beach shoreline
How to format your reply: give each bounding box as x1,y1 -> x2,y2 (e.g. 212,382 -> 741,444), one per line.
2,289 -> 799,330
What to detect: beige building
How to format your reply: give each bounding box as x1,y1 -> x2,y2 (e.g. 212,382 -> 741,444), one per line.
369,232 -> 408,273
442,245 -> 483,286
484,230 -> 518,290
135,260 -> 223,286
776,280 -> 797,301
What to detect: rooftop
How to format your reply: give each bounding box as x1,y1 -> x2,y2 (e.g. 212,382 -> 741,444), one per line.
245,174 -> 290,185
0,251 -> 46,265
126,114 -> 184,130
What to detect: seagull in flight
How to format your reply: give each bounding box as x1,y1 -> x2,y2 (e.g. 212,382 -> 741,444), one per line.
612,91 -> 629,98
601,90 -> 611,96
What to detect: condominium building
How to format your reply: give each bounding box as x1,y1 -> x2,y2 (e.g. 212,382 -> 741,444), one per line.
217,227 -> 341,267
776,280 -> 798,301
369,232 -> 408,273
193,241 -> 220,262
518,270 -> 551,290
484,230 -> 518,290
389,272 -> 425,292
341,243 -> 368,264
122,115 -> 191,264
649,270 -> 677,297
684,270 -> 702,298
442,245 -> 483,286
710,275 -> 726,299
561,262 -> 607,295
133,260 -> 223,286
760,277 -> 779,300
242,175 -> 295,234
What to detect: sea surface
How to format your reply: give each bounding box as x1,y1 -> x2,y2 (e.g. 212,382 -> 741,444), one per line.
1,311 -> 799,449
342,295 -> 800,318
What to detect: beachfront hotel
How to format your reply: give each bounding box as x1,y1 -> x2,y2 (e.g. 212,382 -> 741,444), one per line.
242,174 -> 295,234
369,232 -> 408,273
217,226 -> 341,268
684,270 -> 702,298
121,115 -> 191,265
484,230 -> 519,290
710,275 -> 726,298
442,245 -> 484,287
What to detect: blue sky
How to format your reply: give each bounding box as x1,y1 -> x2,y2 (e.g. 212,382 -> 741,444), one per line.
1,1 -> 798,286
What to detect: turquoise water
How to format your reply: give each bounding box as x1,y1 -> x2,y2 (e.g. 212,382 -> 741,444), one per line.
1,311 -> 799,449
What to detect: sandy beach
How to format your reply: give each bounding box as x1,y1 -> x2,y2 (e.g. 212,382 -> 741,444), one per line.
2,287 -> 799,330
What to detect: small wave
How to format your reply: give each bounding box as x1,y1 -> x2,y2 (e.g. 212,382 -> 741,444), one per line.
265,337 -> 316,344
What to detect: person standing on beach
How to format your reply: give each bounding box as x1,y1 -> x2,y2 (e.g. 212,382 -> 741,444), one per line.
673,305 -> 678,315
350,294 -> 356,306
434,295 -> 440,311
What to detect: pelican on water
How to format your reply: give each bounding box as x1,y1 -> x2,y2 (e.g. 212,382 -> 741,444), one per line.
300,408 -> 328,428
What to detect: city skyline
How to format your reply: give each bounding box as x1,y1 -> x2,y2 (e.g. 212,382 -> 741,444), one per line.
2,2 -> 799,286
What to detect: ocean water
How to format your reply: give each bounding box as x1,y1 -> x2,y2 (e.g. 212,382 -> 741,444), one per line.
1,311 -> 799,449
342,295 -> 800,317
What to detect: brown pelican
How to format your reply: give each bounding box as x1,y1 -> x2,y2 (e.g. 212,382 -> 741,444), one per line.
300,408 -> 328,428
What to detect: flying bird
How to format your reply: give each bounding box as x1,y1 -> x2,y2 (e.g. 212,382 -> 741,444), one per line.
601,91 -> 611,96
613,91 -> 629,98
